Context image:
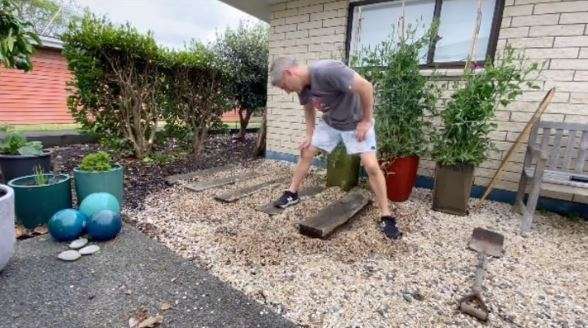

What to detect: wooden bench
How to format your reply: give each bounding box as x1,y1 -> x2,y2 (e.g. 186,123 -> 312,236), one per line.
515,121 -> 588,232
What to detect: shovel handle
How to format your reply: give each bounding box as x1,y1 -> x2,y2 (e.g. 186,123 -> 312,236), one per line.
473,253 -> 487,295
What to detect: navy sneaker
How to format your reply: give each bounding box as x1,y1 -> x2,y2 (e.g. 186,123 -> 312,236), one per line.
380,216 -> 403,240
274,191 -> 300,209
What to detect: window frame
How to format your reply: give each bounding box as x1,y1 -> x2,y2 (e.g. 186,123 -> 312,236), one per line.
344,0 -> 506,68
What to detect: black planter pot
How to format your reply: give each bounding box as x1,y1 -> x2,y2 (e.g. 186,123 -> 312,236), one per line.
432,163 -> 475,216
0,151 -> 53,183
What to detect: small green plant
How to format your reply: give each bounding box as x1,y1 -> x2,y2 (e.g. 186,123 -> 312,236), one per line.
0,123 -> 11,132
79,151 -> 113,172
432,46 -> 540,166
0,132 -> 43,155
33,165 -> 48,186
352,22 -> 440,161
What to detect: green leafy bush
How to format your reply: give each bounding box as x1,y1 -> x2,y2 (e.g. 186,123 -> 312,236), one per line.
0,132 -> 43,155
62,14 -> 165,159
79,151 -> 113,172
352,23 -> 439,161
432,46 -> 540,166
0,0 -> 41,72
213,23 -> 269,140
161,43 -> 233,156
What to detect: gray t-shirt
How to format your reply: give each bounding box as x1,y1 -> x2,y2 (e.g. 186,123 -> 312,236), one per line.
298,60 -> 362,131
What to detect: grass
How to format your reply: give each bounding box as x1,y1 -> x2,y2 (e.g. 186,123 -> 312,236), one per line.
4,123 -> 81,132
1,118 -> 261,134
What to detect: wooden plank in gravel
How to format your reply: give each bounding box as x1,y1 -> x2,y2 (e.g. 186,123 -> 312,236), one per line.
165,164 -> 237,185
256,185 -> 326,215
183,172 -> 261,193
214,176 -> 289,203
298,189 -> 371,239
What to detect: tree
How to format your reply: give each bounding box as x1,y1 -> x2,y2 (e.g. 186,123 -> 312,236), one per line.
163,43 -> 233,156
0,0 -> 41,72
16,0 -> 80,38
214,22 -> 269,142
62,14 -> 165,159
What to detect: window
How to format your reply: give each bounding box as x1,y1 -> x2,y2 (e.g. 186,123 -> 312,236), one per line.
346,0 -> 504,67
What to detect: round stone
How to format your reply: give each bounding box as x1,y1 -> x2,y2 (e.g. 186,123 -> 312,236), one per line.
57,250 -> 81,261
79,245 -> 100,255
69,238 -> 88,249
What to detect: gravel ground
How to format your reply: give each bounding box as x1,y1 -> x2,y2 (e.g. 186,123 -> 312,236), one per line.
127,160 -> 587,328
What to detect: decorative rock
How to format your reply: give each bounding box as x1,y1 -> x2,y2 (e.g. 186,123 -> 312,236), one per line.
69,238 -> 88,249
57,250 -> 81,261
402,293 -> 413,303
79,244 -> 100,255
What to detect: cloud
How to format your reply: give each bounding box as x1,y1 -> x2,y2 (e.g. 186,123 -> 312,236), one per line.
77,0 -> 263,49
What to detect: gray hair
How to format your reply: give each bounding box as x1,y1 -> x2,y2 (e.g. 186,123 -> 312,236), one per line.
270,56 -> 298,86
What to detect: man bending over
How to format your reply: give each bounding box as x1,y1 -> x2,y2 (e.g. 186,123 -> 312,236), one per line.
270,57 -> 402,240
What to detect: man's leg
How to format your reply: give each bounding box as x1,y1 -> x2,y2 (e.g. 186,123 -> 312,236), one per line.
360,152 -> 391,217
288,145 -> 319,193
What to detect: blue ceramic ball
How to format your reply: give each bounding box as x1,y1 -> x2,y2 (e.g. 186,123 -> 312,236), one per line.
87,210 -> 122,241
48,209 -> 87,241
79,192 -> 120,218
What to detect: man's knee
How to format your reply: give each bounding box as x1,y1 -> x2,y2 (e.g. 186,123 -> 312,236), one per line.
361,153 -> 381,175
300,147 -> 317,161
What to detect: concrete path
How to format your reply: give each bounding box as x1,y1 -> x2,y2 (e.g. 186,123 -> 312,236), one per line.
0,226 -> 295,328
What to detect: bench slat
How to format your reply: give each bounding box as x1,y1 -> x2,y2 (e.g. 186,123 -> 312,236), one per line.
539,121 -> 588,132
575,130 -> 588,173
562,130 -> 577,171
548,128 -> 564,169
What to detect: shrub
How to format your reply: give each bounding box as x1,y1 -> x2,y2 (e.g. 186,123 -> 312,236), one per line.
62,14 -> 165,159
161,43 -> 233,156
432,46 -> 540,166
352,23 -> 439,161
79,151 -> 113,172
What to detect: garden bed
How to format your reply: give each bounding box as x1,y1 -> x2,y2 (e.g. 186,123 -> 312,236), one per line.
126,160 -> 586,327
50,133 -> 257,210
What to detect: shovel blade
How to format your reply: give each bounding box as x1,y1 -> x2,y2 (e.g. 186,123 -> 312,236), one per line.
468,227 -> 504,258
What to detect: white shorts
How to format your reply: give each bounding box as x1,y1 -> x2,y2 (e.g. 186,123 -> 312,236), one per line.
311,119 -> 377,155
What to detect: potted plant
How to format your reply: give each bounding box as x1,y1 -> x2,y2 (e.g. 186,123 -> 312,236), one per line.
0,132 -> 52,183
0,184 -> 15,271
353,24 -> 439,201
431,47 -> 539,215
8,166 -> 72,229
326,143 -> 361,191
74,151 -> 123,205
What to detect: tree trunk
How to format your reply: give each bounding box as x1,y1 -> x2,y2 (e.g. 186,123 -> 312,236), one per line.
236,107 -> 252,141
254,108 -> 267,157
192,125 -> 209,157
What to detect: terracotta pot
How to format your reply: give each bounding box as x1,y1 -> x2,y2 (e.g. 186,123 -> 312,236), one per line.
381,156 -> 420,202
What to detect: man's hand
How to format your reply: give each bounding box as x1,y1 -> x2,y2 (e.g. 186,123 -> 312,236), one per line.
355,120 -> 371,142
299,135 -> 312,150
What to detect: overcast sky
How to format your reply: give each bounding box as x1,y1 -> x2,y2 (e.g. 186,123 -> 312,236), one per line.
77,0 -> 263,49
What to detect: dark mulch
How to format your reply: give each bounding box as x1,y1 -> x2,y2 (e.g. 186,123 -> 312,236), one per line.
51,133 -> 258,210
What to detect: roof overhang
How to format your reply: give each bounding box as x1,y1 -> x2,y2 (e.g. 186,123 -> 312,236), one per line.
39,36 -> 63,50
219,0 -> 282,22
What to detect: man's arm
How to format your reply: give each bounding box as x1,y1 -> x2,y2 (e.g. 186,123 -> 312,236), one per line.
300,103 -> 316,149
304,103 -> 316,135
350,73 -> 375,141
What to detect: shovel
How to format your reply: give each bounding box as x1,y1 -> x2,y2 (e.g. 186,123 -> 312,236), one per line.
459,228 -> 504,322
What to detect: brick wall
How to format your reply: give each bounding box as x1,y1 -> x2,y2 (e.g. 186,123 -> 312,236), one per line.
266,0 -> 588,203
0,48 -> 73,124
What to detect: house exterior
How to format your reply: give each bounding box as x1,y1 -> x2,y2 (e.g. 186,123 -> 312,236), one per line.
221,0 -> 588,214
0,36 -> 73,125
